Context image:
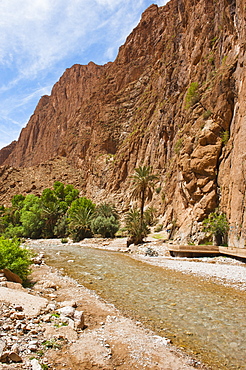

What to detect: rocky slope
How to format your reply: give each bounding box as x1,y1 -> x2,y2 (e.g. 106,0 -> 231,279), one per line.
0,0 -> 245,247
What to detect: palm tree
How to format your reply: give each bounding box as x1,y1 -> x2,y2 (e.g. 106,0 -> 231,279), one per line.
125,208 -> 149,245
131,165 -> 159,228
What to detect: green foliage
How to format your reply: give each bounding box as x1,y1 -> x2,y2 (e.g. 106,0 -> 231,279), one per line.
3,225 -> 24,239
91,215 -> 119,238
53,182 -> 79,206
222,55 -> 228,65
41,188 -> 68,238
128,166 -> 158,244
61,238 -> 68,244
94,202 -> 119,220
154,224 -> 163,232
203,110 -> 212,120
91,203 -> 119,238
185,82 -> 199,109
68,197 -> 95,241
0,237 -> 33,280
41,364 -> 49,370
131,165 -> 158,225
11,194 -> 26,208
1,183 -> 125,242
221,130 -> 229,144
203,211 -> 229,246
125,208 -> 149,245
20,195 -> 44,238
0,182 -> 80,240
144,206 -> 157,226
42,339 -> 61,349
53,215 -> 68,238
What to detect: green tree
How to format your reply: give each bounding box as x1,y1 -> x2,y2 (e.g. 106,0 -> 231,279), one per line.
203,210 -> 229,246
20,194 -> 44,238
41,188 -> 68,238
131,165 -> 158,228
68,197 -> 95,241
125,208 -> 149,245
91,203 -> 119,238
53,182 -> 79,206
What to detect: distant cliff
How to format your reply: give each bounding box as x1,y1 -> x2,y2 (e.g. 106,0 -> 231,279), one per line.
0,0 -> 245,247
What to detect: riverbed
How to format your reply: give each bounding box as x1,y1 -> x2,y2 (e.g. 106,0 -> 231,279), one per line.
27,239 -> 246,370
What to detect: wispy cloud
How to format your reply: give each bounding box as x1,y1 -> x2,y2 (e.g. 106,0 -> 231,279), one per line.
0,0 -> 168,149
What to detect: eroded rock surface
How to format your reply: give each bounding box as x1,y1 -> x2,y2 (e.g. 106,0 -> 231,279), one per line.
0,0 -> 245,245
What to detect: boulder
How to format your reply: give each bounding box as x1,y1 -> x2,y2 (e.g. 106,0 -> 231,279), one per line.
0,269 -> 22,284
58,306 -> 75,318
30,358 -> 42,370
9,352 -> 22,362
0,339 -> 6,358
74,310 -> 85,329
59,300 -> 77,308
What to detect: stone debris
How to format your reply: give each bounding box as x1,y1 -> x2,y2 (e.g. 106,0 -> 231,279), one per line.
0,273 -> 85,369
0,256 -> 203,370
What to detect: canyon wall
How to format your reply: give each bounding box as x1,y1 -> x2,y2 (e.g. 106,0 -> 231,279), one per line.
0,0 -> 245,246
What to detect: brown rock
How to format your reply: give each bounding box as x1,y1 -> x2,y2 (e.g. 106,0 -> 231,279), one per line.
0,340 -> 6,358
0,0 -> 245,245
1,269 -> 22,284
8,352 -> 22,362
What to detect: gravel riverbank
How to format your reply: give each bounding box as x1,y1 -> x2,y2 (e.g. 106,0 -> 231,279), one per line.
0,261 -> 204,370
1,237 -> 244,369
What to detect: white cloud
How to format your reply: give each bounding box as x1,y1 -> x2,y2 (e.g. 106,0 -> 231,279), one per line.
0,0 -> 169,149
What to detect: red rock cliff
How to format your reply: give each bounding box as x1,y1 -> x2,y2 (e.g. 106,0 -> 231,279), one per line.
0,0 -> 245,247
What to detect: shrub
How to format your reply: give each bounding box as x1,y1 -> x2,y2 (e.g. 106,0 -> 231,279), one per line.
203,110 -> 212,120
202,211 -> 229,246
125,208 -> 149,245
68,197 -> 95,241
154,224 -> 163,232
20,194 -> 44,239
185,82 -> 199,109
2,225 -> 24,239
221,130 -> 229,144
0,237 -> 33,281
91,215 -> 119,238
54,215 -> 69,238
144,206 -> 157,226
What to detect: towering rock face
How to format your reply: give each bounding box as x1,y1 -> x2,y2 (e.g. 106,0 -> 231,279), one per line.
0,0 -> 245,246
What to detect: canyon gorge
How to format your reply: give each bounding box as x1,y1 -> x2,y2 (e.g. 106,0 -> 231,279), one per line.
0,0 -> 245,247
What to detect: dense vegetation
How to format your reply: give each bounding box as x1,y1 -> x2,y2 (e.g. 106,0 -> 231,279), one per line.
0,237 -> 33,281
203,210 -> 229,246
0,181 -> 120,242
126,166 -> 158,245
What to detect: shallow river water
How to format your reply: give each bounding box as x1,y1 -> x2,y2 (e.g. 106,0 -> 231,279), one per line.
31,242 -> 246,370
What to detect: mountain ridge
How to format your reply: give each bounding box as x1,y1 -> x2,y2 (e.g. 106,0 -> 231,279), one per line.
0,0 -> 245,247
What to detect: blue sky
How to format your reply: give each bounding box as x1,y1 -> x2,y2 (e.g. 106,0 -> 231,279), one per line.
0,0 -> 168,150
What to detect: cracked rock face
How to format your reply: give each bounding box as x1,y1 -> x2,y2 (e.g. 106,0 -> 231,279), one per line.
0,0 -> 246,245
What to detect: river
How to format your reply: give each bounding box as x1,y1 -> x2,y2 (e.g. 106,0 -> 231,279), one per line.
30,241 -> 246,370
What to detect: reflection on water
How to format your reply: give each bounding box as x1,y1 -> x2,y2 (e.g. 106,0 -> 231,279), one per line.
30,242 -> 246,370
